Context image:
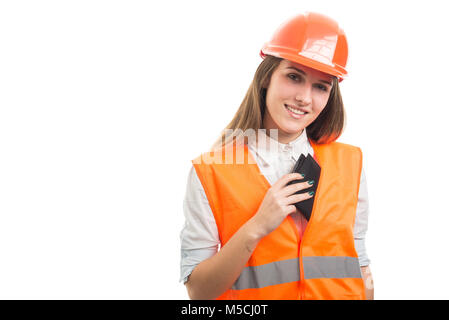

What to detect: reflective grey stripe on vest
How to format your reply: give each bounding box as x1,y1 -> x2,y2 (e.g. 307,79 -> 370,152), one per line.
232,256 -> 361,290
232,258 -> 300,290
303,256 -> 362,279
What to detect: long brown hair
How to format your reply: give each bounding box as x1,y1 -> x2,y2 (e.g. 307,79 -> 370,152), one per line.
211,55 -> 346,150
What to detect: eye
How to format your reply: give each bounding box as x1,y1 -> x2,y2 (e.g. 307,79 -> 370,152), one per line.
315,84 -> 329,92
287,73 -> 301,81
288,73 -> 330,92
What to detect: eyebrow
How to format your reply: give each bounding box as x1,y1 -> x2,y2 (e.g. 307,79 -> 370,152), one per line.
286,66 -> 333,86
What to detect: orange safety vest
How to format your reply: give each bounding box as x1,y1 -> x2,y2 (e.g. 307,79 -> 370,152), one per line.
192,139 -> 366,300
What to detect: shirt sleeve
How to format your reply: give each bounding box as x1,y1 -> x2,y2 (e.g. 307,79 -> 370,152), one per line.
179,165 -> 220,284
354,166 -> 371,267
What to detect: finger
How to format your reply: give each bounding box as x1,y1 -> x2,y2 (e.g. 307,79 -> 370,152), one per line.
285,190 -> 314,205
281,180 -> 314,197
273,173 -> 304,190
285,204 -> 297,215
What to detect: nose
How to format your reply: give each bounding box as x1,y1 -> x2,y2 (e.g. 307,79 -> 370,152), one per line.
295,85 -> 312,105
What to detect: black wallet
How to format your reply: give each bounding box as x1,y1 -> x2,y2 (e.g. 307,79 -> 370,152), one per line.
286,154 -> 321,221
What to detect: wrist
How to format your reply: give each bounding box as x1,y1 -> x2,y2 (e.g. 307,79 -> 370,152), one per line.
242,218 -> 265,251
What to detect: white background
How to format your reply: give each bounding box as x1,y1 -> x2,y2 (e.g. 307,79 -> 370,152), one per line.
0,0 -> 448,299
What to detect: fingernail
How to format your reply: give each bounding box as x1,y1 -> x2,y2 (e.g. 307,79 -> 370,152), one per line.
308,191 -> 315,196
307,180 -> 314,185
300,173 -> 305,178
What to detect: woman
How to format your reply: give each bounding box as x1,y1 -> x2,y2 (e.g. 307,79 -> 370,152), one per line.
180,12 -> 373,300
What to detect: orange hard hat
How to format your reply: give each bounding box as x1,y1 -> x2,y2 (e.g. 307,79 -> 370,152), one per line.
260,12 -> 348,82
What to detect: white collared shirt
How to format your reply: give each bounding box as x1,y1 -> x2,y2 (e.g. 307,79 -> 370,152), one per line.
180,128 -> 371,283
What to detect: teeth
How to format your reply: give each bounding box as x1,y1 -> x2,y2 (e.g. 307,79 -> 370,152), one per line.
286,105 -> 306,115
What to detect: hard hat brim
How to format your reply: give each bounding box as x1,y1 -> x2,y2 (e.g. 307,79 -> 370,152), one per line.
260,49 -> 347,82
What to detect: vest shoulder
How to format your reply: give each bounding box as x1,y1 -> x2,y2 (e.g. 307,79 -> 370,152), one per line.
314,141 -> 362,158
191,143 -> 243,166
326,141 -> 362,154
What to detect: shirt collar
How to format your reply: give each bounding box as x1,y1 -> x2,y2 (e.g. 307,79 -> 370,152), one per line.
248,128 -> 311,164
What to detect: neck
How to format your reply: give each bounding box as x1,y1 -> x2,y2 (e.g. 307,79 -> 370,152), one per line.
263,117 -> 304,144
275,129 -> 303,144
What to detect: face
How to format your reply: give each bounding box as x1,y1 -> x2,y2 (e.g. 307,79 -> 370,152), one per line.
263,59 -> 334,143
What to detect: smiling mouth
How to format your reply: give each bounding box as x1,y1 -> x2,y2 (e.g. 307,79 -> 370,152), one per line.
284,104 -> 308,115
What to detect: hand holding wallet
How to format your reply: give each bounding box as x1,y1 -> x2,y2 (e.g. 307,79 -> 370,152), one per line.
286,154 -> 321,221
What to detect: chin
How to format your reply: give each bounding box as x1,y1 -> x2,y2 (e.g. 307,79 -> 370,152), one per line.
281,124 -> 305,134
